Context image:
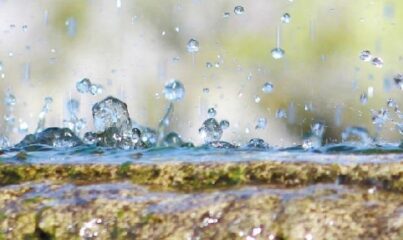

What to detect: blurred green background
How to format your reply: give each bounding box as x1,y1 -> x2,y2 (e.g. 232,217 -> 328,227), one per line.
0,0 -> 402,146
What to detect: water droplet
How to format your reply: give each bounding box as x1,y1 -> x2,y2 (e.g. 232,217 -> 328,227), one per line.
202,88 -> 210,94
386,98 -> 396,108
175,26 -> 180,32
371,57 -> 383,68
219,120 -> 230,129
76,78 -> 92,93
371,108 -> 388,128
18,120 -> 28,134
223,12 -> 230,18
207,108 -> 216,118
89,84 -> 103,95
271,48 -> 285,59
199,118 -> 223,143
22,25 -> 28,32
393,74 -> 403,90
206,62 -> 213,68
255,117 -> 267,129
186,38 -> 199,53
67,99 -> 80,115
359,50 -> 371,61
311,122 -> 325,138
360,92 -> 368,104
254,96 -> 261,103
163,79 -> 185,101
92,96 -> 132,133
276,109 -> 287,119
4,93 -> 16,106
262,82 -> 274,93
234,6 -> 245,15
281,13 -> 291,23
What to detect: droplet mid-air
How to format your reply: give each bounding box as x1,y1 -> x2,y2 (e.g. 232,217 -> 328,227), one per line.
186,39 -> 199,53
281,13 -> 291,23
163,79 -> 185,101
271,48 -> 285,59
234,6 -> 245,15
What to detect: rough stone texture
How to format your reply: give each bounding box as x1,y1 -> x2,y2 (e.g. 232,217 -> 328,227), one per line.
0,182 -> 401,240
0,157 -> 401,239
0,160 -> 401,192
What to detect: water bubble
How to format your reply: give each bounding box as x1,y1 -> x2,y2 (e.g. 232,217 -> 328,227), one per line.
186,38 -> 199,53
199,118 -> 223,143
271,48 -> 285,59
92,96 -> 132,133
276,109 -> 287,119
341,126 -> 373,145
302,137 -> 322,150
163,79 -> 185,101
255,117 -> 267,129
76,78 -> 91,93
359,50 -> 371,61
262,82 -> 274,93
207,108 -> 217,118
161,132 -> 184,147
393,74 -> 403,90
234,6 -> 245,15
371,57 -> 383,68
359,92 -> 368,104
219,120 -> 230,129
281,13 -> 291,23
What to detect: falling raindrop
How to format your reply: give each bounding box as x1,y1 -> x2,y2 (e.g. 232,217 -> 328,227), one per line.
271,26 -> 285,59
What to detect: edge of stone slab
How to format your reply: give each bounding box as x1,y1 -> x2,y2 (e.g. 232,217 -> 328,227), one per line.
0,160 -> 401,192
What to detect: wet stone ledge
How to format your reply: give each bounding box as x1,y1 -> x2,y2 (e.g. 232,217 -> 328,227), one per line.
0,158 -> 402,192
0,181 -> 402,240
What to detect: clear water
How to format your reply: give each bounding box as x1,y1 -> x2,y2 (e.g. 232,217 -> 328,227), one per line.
1,143 -> 402,165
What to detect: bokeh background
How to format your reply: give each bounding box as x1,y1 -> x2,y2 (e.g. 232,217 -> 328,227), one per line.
0,0 -> 402,146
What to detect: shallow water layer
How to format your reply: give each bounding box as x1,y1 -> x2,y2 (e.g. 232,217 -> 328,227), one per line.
1,143 -> 403,165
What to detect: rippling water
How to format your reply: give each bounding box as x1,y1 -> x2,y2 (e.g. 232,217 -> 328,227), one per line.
1,143 -> 402,165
